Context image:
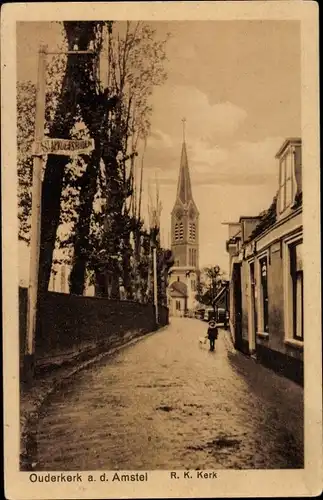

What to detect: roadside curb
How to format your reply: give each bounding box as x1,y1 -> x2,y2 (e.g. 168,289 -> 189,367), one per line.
221,328 -> 236,354
20,324 -> 169,471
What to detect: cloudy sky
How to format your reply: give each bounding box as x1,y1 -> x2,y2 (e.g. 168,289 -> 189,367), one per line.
17,20 -> 301,278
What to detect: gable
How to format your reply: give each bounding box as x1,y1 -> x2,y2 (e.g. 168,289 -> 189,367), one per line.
168,280 -> 188,297
169,289 -> 186,298
187,199 -> 199,217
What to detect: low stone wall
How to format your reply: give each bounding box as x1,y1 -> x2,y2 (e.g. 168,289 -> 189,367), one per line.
19,287 -> 168,371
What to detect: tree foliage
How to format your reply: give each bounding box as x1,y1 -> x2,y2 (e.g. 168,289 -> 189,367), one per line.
195,266 -> 225,307
17,21 -> 171,302
65,21 -> 169,297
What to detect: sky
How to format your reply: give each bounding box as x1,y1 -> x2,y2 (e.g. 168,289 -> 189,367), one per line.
17,20 -> 301,281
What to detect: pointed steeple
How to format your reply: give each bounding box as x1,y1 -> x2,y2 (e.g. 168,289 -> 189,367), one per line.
170,119 -> 199,277
176,141 -> 193,205
175,119 -> 195,206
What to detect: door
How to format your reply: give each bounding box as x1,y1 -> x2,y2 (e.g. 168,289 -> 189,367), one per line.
233,263 -> 243,349
249,261 -> 257,352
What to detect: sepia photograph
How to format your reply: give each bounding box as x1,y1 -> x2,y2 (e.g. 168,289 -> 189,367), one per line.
2,2 -> 321,499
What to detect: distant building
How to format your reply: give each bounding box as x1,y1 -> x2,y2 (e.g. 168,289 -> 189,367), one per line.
48,262 -> 95,296
168,134 -> 200,316
168,279 -> 188,317
48,264 -> 70,294
19,239 -> 95,296
225,138 -> 303,385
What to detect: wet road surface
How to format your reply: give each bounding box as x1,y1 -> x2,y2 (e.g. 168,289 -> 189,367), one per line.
35,318 -> 303,470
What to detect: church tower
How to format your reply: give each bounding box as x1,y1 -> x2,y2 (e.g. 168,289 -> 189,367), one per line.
168,120 -> 200,315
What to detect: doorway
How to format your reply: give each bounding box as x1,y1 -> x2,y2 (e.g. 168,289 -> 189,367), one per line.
249,261 -> 257,352
233,263 -> 243,350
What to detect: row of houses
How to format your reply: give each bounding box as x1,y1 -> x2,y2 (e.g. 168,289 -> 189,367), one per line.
224,138 -> 303,385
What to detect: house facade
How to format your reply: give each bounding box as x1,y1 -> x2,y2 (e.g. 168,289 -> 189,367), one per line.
225,138 -> 303,385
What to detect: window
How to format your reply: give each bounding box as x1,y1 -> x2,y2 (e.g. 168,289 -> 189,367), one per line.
259,256 -> 269,333
279,152 -> 294,213
176,300 -> 181,311
174,223 -> 179,241
179,222 -> 184,240
189,222 -> 196,241
193,249 -> 197,267
283,236 -> 304,345
189,248 -> 197,267
290,242 -> 303,340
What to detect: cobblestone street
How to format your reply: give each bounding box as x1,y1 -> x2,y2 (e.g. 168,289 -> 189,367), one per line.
35,318 -> 303,470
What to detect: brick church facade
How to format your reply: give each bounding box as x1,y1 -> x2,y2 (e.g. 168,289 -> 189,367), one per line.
167,134 -> 200,316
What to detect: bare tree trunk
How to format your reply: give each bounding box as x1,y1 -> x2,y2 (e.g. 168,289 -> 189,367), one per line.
69,149 -> 100,295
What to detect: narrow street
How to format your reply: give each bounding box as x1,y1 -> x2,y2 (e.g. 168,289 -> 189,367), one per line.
35,318 -> 303,470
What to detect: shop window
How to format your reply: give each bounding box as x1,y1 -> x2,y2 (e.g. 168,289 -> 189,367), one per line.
176,300 -> 181,311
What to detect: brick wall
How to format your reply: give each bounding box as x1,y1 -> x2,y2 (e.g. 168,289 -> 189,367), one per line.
171,244 -> 187,267
19,287 -> 168,363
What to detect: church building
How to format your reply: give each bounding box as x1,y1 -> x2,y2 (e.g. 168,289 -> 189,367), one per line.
168,127 -> 200,316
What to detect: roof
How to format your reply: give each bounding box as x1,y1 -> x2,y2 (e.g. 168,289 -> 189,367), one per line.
212,286 -> 227,306
275,137 -> 301,159
169,280 -> 188,298
176,141 -> 194,206
239,216 -> 262,223
244,194 -> 278,243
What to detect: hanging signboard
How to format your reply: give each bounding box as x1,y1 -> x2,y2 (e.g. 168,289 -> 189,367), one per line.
32,138 -> 94,156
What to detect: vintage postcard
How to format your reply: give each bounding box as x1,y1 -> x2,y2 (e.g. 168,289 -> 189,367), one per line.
1,1 -> 321,498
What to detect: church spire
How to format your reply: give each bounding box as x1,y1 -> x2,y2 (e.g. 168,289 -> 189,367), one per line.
176,118 -> 193,205
182,117 -> 186,142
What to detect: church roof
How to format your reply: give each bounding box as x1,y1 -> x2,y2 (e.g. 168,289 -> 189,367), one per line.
176,141 -> 194,206
169,280 -> 188,298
